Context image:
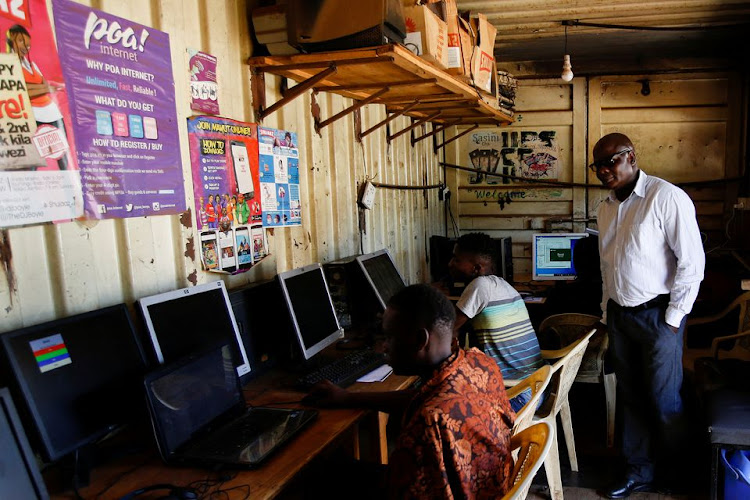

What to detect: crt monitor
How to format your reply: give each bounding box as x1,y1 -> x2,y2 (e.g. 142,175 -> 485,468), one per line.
532,233 -> 589,280
356,249 -> 406,310
138,280 -> 251,380
0,387 -> 49,499
277,263 -> 343,360
0,304 -> 146,463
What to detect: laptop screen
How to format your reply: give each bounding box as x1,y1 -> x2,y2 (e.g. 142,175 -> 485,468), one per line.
145,345 -> 242,456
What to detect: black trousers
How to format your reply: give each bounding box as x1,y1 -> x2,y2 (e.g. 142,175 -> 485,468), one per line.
607,298 -> 686,483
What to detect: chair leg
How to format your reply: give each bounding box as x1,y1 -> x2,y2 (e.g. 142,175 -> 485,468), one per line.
603,372 -> 617,448
560,398 -> 578,472
543,422 -> 565,500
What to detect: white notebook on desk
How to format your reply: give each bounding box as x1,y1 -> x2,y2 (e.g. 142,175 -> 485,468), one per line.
357,364 -> 393,383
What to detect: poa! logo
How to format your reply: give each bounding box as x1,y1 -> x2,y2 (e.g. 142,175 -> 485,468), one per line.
83,11 -> 150,52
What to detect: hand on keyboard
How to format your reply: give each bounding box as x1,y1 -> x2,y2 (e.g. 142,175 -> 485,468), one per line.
302,380 -> 350,408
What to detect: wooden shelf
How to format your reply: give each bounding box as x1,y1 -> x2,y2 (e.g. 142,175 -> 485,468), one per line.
247,44 -> 514,129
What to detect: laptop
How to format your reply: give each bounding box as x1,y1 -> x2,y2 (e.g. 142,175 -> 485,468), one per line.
144,344 -> 317,468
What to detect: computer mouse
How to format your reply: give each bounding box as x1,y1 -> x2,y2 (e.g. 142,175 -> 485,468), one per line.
158,488 -> 198,500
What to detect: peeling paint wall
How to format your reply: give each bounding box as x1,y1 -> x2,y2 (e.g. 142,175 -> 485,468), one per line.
0,0 -> 444,332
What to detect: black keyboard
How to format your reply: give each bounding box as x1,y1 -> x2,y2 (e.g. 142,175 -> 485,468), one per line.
297,350 -> 388,389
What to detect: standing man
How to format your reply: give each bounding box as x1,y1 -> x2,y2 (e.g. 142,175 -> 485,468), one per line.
592,133 -> 705,498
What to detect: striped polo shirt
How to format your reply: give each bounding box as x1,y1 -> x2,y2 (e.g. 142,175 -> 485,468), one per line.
457,275 -> 544,380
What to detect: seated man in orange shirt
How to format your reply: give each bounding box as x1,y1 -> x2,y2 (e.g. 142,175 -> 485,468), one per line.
307,284 -> 516,499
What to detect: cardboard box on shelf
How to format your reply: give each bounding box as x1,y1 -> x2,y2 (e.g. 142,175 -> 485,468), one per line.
469,13 -> 497,94
456,15 -> 473,79
402,2 -> 448,69
251,5 -> 300,55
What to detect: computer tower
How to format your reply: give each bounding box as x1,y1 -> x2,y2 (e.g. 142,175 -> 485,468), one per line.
498,236 -> 514,283
229,280 -> 294,378
287,0 -> 406,53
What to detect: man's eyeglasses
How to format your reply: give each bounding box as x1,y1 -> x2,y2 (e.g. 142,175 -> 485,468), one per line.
588,149 -> 632,172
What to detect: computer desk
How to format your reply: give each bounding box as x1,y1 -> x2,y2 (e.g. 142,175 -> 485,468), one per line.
49,371 -> 418,499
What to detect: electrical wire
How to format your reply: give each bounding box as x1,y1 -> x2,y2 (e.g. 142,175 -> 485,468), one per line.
563,19 -> 750,32
441,161 -> 742,190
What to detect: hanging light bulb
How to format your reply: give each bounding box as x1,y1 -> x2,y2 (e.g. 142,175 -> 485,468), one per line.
561,54 -> 574,81
561,24 -> 574,82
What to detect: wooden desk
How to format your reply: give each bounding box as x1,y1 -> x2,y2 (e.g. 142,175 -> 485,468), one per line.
50,371 -> 416,500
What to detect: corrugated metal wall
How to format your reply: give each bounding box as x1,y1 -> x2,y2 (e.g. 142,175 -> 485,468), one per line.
0,0 -> 445,333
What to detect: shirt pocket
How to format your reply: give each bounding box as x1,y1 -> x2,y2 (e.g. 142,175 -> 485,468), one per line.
624,221 -> 663,259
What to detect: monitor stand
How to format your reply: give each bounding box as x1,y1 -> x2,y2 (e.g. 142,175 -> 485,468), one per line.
56,424 -> 150,490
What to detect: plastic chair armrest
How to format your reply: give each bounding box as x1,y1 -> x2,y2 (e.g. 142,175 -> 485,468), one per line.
710,329 -> 750,358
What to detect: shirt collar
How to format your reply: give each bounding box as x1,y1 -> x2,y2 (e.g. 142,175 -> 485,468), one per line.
606,170 -> 648,202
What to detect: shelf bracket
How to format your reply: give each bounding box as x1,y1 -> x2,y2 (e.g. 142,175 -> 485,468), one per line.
434,124 -> 479,153
315,87 -> 390,134
412,119 -> 460,146
358,101 -> 421,141
387,111 -> 441,143
256,65 -> 338,121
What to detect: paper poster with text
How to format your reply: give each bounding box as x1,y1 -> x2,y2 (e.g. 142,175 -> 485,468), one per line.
187,116 -> 261,232
188,49 -> 218,115
466,129 -> 559,185
53,0 -> 185,219
258,127 -> 300,227
0,0 -> 83,227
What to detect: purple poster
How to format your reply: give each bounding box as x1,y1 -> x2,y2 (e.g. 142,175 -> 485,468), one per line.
52,0 -> 185,219
188,49 -> 219,115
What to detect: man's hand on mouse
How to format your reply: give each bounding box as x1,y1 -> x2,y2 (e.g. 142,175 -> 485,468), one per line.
302,380 -> 350,408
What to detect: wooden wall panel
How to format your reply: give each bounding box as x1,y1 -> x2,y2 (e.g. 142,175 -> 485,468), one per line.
588,73 -> 742,248
452,78 -> 585,278
0,0 -> 444,332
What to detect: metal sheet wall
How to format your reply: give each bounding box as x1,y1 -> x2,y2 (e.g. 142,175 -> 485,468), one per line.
0,0 -> 444,333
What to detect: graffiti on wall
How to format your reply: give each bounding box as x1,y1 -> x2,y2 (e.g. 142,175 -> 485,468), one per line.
467,129 -> 560,184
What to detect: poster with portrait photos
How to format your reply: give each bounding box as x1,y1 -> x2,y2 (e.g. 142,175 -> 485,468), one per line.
258,127 -> 301,227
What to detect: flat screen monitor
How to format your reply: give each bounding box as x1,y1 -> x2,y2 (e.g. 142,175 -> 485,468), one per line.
278,263 -> 343,360
532,233 -> 588,281
0,387 -> 49,499
138,281 -> 251,380
0,304 -> 145,463
356,249 -> 406,310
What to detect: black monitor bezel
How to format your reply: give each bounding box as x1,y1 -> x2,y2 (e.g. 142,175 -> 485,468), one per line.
355,249 -> 406,310
0,303 -> 145,463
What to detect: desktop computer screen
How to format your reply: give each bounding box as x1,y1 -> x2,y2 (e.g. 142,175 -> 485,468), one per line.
356,249 -> 406,310
532,233 -> 589,280
0,304 -> 146,462
0,387 -> 49,499
278,263 -> 343,360
138,281 -> 251,380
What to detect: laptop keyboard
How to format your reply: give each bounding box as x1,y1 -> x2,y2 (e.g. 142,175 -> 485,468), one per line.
297,350 -> 388,389
190,409 -> 288,454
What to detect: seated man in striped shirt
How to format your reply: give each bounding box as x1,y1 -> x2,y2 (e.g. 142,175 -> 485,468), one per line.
450,232 -> 545,411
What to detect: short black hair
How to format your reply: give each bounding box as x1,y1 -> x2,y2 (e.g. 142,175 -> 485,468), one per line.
456,232 -> 497,270
387,284 -> 455,335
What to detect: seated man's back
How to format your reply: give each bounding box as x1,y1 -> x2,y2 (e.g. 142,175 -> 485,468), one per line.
389,347 -> 515,499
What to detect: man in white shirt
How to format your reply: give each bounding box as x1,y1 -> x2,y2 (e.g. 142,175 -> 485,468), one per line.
593,133 -> 705,498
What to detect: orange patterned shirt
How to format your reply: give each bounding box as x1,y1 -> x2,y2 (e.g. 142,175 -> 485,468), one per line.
389,348 -> 516,499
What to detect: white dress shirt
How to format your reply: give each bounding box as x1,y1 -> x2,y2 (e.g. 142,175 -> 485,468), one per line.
597,171 -> 705,328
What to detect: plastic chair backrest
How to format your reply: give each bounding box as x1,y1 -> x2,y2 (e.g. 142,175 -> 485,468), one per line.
508,364 -> 552,435
502,421 -> 554,500
547,329 -> 595,416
